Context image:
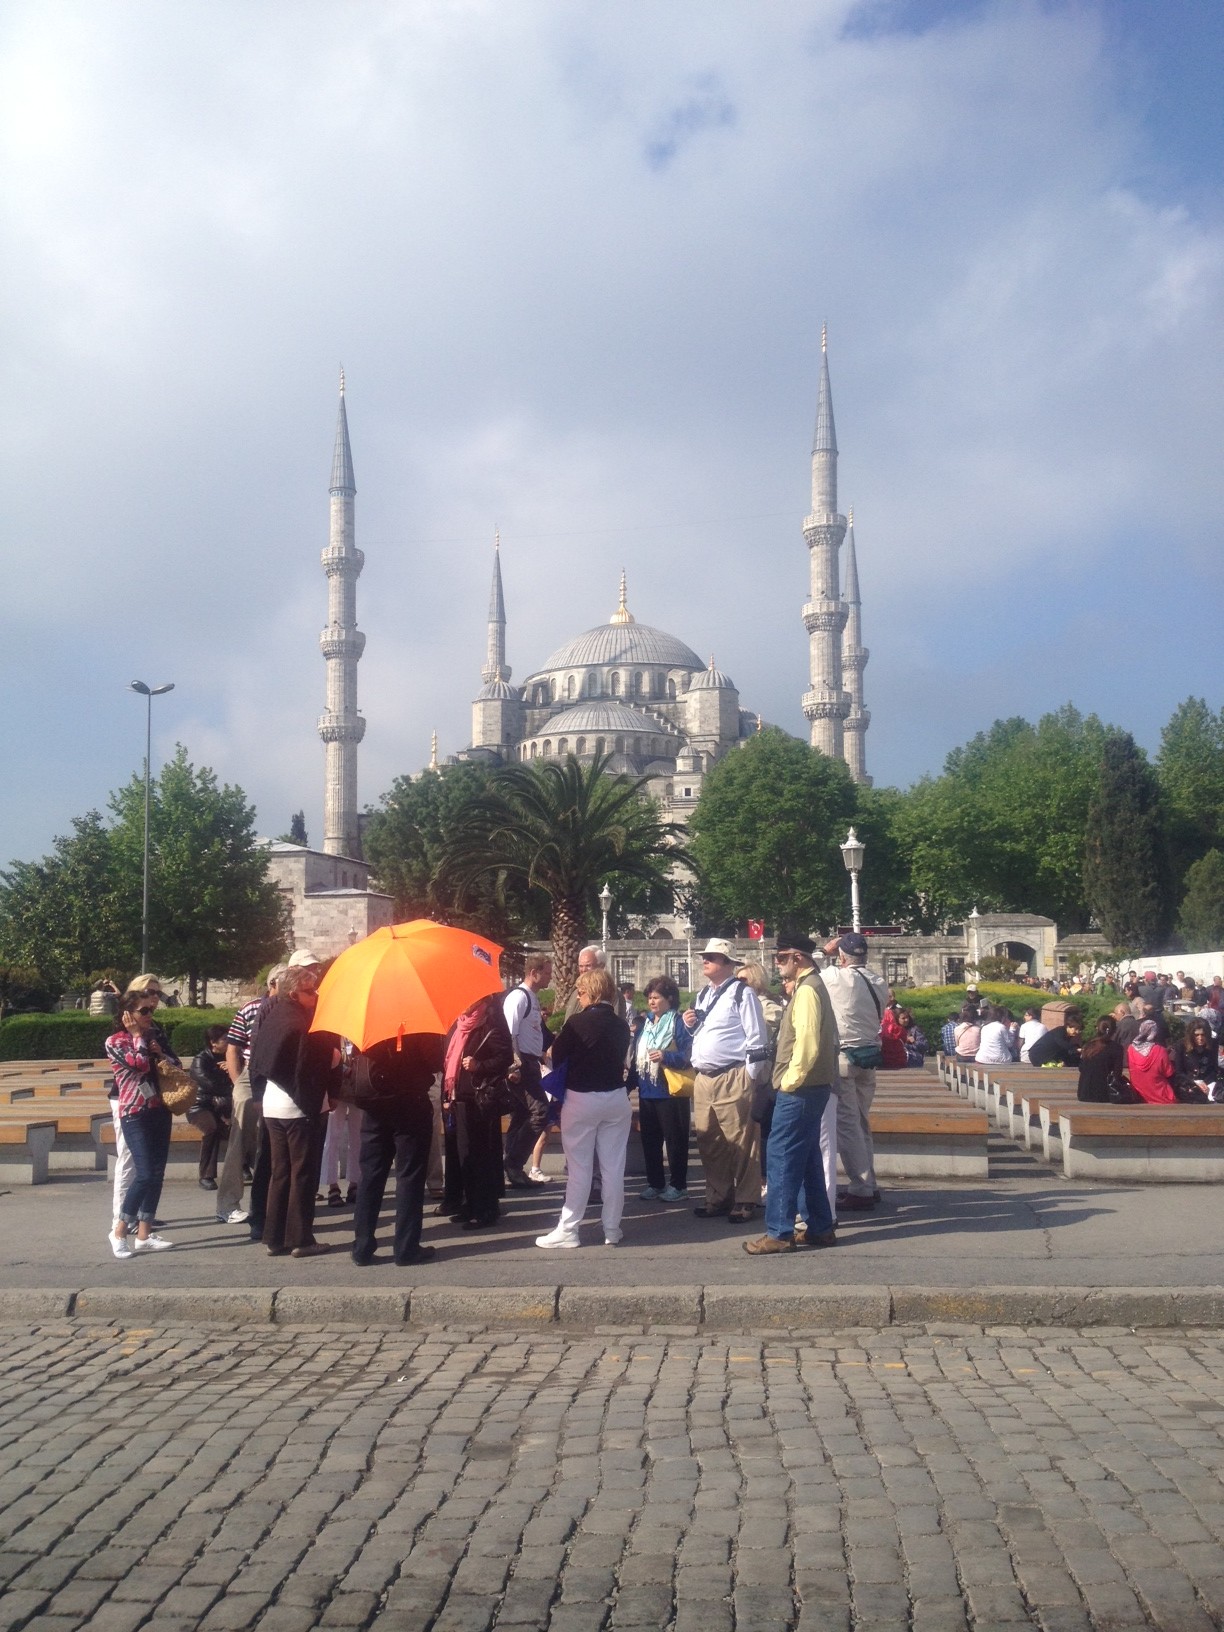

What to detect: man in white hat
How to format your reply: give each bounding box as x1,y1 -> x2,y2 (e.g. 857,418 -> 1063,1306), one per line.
682,939 -> 771,1222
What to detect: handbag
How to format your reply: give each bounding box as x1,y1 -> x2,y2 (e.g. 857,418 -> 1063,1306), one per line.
540,1061 -> 569,1104
1107,1071 -> 1140,1105
663,1065 -> 696,1099
843,1043 -> 883,1070
157,1062 -> 198,1116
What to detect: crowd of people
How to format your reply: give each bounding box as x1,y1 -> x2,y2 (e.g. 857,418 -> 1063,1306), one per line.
102,928 -> 908,1262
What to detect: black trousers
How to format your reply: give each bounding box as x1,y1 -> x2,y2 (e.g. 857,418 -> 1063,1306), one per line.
353,1094 -> 433,1264
503,1056 -> 548,1170
263,1116 -> 321,1251
187,1107 -> 228,1181
638,1095 -> 691,1192
443,1099 -> 503,1224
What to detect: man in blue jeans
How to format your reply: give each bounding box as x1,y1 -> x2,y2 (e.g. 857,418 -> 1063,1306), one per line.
744,929 -> 838,1255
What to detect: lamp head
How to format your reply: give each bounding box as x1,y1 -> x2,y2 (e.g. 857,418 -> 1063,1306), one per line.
129,681 -> 150,696
151,683 -> 175,697
839,826 -> 865,874
598,883 -> 613,913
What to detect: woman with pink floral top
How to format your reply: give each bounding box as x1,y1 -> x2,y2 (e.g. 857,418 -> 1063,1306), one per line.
105,993 -> 175,1258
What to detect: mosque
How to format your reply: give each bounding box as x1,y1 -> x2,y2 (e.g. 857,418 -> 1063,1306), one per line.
267,333 -> 873,957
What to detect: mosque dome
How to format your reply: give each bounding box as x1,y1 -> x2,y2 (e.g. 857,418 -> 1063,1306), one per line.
544,701 -> 681,737
688,658 -> 735,691
476,678 -> 517,700
536,570 -> 703,676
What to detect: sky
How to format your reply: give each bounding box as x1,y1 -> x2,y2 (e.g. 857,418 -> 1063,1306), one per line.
2,0 -> 1223,864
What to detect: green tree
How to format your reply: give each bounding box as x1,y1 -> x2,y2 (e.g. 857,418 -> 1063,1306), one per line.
108,748 -> 290,1003
688,729 -> 858,936
440,754 -> 685,999
276,810 -> 309,846
1083,732 -> 1174,951
1156,697 -> 1224,885
1177,849 -> 1224,953
0,812 -> 130,992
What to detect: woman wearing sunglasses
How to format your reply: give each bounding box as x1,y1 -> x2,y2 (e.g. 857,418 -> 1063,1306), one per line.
105,992 -> 177,1257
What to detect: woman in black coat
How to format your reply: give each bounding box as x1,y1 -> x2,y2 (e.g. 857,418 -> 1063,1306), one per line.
1076,1015 -> 1127,1102
248,965 -> 339,1258
440,992 -> 514,1229
1173,1019 -> 1219,1104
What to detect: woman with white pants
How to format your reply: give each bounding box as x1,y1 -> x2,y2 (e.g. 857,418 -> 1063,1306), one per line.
536,968 -> 632,1249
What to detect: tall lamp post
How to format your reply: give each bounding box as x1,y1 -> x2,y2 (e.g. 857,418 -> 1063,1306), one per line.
839,826 -> 865,935
129,681 -> 175,974
598,882 -> 613,954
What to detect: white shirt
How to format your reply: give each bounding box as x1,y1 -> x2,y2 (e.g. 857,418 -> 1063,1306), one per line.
261,1078 -> 303,1120
975,1022 -> 1015,1064
1018,1019 -> 1047,1062
819,964 -> 890,1047
503,985 -> 546,1057
689,977 -> 770,1081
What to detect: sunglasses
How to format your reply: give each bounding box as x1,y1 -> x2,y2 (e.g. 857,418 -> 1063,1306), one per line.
135,1006 -> 157,1016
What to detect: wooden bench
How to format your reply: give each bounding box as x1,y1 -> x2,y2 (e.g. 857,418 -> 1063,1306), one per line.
0,1103 -> 113,1174
0,1121 -> 57,1184
98,1116 -> 219,1180
1056,1105 -> 1224,1182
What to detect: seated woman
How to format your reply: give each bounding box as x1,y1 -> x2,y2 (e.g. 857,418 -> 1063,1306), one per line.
898,1008 -> 928,1068
975,1005 -> 1018,1065
879,1004 -> 908,1069
1125,1020 -> 1177,1104
952,1004 -> 981,1064
536,968 -> 632,1249
1027,1007 -> 1084,1068
188,1024 -> 233,1192
1173,1018 -> 1218,1104
1077,1015 -> 1127,1102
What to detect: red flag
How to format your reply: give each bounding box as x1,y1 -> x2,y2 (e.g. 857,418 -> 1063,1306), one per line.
747,920 -> 765,941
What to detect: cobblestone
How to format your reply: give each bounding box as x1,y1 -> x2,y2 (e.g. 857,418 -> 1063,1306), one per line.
1,1322 -> 1224,1627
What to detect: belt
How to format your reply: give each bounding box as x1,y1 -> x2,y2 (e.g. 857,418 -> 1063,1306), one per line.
696,1062 -> 743,1076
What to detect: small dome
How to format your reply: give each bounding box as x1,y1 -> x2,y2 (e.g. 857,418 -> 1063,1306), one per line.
542,700 -> 681,737
689,657 -> 735,691
476,679 -> 518,701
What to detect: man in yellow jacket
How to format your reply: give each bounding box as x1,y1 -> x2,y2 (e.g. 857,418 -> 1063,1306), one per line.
744,928 -> 839,1255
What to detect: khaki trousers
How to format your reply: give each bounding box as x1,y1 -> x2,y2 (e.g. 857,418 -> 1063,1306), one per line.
216,1068 -> 261,1216
835,1055 -> 877,1196
693,1066 -> 761,1210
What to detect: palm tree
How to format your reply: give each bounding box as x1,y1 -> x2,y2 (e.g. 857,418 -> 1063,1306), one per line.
439,754 -> 688,999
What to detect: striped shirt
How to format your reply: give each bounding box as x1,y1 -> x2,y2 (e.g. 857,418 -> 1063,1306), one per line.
106,1031 -> 164,1118
226,998 -> 263,1065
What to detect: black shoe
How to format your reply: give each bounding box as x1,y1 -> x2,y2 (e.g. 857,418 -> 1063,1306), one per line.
694,1205 -> 731,1219
504,1167 -> 531,1188
395,1244 -> 437,1266
463,1215 -> 498,1230
352,1251 -> 377,1267
248,1232 -> 263,1244
838,1193 -> 877,1211
198,1178 -> 218,1191
345,1185 -> 358,1205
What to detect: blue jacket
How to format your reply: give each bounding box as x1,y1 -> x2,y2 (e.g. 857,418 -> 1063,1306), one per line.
636,1010 -> 693,1101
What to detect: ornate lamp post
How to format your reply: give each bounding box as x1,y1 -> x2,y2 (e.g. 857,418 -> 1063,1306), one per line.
839,826 -> 865,934
598,882 -> 613,954
129,680 -> 175,974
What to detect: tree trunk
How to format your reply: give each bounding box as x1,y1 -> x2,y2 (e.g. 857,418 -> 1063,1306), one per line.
188,969 -> 199,1008
551,896 -> 585,1004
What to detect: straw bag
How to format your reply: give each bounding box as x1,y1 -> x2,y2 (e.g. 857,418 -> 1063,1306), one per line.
663,1065 -> 696,1099
157,1062 -> 198,1116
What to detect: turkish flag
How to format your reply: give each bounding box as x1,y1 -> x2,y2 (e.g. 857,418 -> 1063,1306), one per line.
747,920 -> 765,940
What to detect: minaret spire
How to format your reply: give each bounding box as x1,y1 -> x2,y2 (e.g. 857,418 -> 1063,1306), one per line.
319,373 -> 366,856
801,325 -> 849,761
610,568 -> 635,625
482,531 -> 510,685
840,508 -> 871,786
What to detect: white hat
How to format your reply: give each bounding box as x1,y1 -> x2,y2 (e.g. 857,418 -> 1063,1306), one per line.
701,938 -> 736,961
286,949 -> 321,968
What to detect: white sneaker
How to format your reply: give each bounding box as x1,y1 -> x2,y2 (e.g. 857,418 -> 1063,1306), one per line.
638,1185 -> 662,1200
133,1233 -> 174,1252
217,1209 -> 249,1225
604,1230 -> 623,1246
659,1185 -> 688,1202
527,1167 -> 549,1183
535,1227 -> 580,1249
108,1231 -> 133,1260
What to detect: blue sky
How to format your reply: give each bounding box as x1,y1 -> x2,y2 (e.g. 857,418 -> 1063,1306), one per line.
1,0 -> 1222,863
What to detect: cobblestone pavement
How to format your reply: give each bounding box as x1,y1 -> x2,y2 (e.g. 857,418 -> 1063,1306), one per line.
2,1322 -> 1224,1631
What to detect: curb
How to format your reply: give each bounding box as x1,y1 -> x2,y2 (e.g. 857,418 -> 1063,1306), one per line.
3,1285 -> 1224,1330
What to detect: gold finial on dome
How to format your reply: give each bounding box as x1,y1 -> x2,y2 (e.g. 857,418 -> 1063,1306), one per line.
610,568 -> 635,625
708,655 -> 716,669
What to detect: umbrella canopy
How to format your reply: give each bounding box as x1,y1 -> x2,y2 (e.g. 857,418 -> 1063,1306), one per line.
310,920 -> 505,1050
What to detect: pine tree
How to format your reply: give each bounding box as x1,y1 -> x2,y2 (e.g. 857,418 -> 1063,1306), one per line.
1083,733 -> 1173,950
1178,849 -> 1224,953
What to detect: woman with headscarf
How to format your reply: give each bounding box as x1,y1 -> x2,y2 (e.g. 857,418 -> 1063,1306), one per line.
1077,1015 -> 1128,1102
1173,1018 -> 1218,1104
440,992 -> 514,1230
1125,1020 -> 1177,1105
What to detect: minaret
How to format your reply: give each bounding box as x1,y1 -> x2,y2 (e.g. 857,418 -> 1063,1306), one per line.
318,369 -> 366,857
482,531 -> 510,685
801,325 -> 850,760
841,509 -> 871,785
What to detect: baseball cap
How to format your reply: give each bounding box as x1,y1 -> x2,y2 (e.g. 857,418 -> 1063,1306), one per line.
286,949 -> 321,968
701,938 -> 736,961
836,933 -> 868,957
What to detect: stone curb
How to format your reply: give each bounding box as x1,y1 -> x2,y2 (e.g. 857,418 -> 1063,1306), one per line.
4,1285 -> 1224,1330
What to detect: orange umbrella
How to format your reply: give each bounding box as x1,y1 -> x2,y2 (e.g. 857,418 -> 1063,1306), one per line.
310,920 -> 505,1050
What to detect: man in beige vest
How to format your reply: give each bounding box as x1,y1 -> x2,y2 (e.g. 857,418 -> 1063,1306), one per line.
744,929 -> 838,1255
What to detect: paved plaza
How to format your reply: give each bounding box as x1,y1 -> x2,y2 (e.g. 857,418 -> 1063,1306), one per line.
2,1318 -> 1224,1631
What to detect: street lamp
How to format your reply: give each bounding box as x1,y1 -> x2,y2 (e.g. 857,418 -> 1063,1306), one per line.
839,826 -> 865,934
682,916 -> 694,998
598,882 -> 613,953
129,681 -> 175,974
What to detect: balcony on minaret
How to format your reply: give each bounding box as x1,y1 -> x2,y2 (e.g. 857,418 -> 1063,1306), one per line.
802,511 -> 846,539
321,544 -> 365,575
318,710 -> 367,744
319,627 -> 366,661
802,688 -> 850,721
843,645 -> 869,672
803,600 -> 849,635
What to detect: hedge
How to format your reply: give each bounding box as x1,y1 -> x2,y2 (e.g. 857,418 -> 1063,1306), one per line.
896,983 -> 1122,1055
0,1008 -> 236,1061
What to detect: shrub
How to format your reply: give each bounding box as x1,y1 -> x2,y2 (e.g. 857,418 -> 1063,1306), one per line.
900,983 -> 1119,1056
0,1007 -> 235,1061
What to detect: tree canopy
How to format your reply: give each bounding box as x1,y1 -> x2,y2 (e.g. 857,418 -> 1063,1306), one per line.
1083,732 -> 1173,951
1178,849 -> 1224,954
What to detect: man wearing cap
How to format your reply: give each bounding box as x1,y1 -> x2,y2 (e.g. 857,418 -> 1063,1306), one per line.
820,932 -> 891,1211
745,930 -> 838,1254
682,939 -> 771,1222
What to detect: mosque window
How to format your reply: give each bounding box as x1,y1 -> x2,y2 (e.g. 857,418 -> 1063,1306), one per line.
610,672 -> 621,696
614,736 -> 624,753
667,678 -> 677,701
576,737 -> 586,755
632,671 -> 642,696
587,672 -> 598,696
558,738 -> 568,755
542,740 -> 553,757
595,737 -> 605,757
632,737 -> 641,756
565,675 -> 575,699
530,742 -> 538,759
550,678 -> 558,701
